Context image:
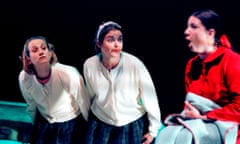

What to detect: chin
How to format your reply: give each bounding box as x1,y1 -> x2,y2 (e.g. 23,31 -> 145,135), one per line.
189,46 -> 199,53
111,52 -> 121,57
39,60 -> 49,64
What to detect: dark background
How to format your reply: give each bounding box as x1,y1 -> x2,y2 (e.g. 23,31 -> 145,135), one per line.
2,0 -> 240,119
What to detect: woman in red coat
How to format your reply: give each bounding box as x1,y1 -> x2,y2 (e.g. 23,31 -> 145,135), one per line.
184,9 -> 240,143
155,8 -> 240,144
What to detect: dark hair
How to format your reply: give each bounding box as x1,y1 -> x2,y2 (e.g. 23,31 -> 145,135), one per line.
190,9 -> 224,44
94,21 -> 122,53
191,9 -> 233,49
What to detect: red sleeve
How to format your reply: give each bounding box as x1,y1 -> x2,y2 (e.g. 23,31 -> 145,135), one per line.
207,51 -> 240,123
185,58 -> 194,92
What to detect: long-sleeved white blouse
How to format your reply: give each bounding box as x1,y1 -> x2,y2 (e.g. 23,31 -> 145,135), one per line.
83,51 -> 161,137
18,63 -> 90,123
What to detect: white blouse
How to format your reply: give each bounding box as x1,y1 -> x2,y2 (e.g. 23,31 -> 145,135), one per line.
18,63 -> 90,123
83,51 -> 161,137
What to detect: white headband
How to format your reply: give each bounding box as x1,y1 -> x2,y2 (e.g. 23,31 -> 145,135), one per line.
96,21 -> 121,41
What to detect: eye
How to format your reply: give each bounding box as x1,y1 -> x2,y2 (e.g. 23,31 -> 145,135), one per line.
106,37 -> 115,42
42,46 -> 47,50
190,23 -> 198,29
30,46 -> 38,53
118,36 -> 123,42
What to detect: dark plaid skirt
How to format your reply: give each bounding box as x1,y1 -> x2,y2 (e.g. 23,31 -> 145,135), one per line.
85,111 -> 149,144
31,111 -> 87,144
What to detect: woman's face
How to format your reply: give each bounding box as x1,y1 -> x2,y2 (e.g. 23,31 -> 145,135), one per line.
184,16 -> 215,54
27,39 -> 52,66
98,29 -> 123,59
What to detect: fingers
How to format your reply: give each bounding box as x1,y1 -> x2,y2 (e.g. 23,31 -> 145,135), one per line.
19,56 -> 23,61
184,101 -> 191,108
142,133 -> 153,144
21,51 -> 34,74
184,101 -> 201,118
184,101 -> 195,111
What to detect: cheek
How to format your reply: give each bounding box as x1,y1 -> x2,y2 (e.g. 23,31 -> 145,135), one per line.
100,47 -> 109,55
193,32 -> 207,44
29,56 -> 37,64
101,44 -> 111,51
119,43 -> 123,48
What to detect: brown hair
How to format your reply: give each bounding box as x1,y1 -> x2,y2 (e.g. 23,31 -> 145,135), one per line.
20,36 -> 58,74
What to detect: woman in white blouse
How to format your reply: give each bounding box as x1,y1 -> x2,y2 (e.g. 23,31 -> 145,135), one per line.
18,36 -> 90,144
83,21 -> 163,144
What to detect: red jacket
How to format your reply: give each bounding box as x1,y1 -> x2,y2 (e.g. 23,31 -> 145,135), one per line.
185,46 -> 240,143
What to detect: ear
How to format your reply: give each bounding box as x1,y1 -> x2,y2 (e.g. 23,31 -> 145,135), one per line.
208,28 -> 216,37
96,40 -> 102,48
49,50 -> 53,57
49,50 -> 58,64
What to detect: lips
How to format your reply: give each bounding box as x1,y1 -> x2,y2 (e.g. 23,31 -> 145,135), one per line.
39,55 -> 47,60
185,35 -> 190,41
112,49 -> 121,53
188,42 -> 192,48
185,36 -> 192,48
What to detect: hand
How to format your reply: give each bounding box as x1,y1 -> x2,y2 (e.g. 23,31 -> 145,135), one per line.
19,51 -> 34,74
142,133 -> 153,144
183,101 -> 205,119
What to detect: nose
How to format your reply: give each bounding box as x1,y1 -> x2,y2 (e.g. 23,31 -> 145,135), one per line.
184,27 -> 190,35
39,49 -> 44,56
114,40 -> 120,47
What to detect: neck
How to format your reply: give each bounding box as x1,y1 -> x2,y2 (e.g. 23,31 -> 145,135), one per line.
102,57 -> 120,70
36,70 -> 51,84
36,71 -> 51,80
199,45 -> 217,59
35,63 -> 51,77
36,66 -> 51,84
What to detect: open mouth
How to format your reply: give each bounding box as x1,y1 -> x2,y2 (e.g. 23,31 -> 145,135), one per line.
39,56 -> 47,60
185,37 -> 192,48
